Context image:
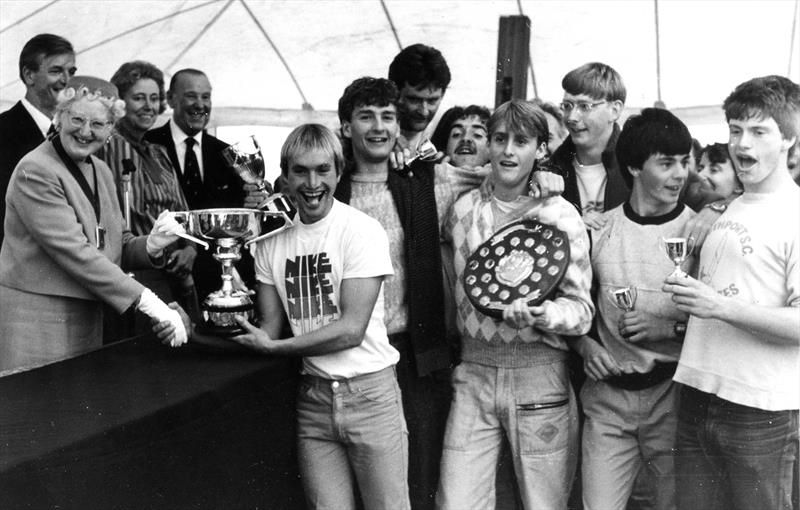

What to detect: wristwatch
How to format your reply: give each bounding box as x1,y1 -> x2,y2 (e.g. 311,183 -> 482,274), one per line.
704,201 -> 727,213
673,321 -> 687,338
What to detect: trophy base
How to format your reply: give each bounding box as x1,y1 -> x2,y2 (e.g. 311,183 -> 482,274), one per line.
196,321 -> 248,337
190,305 -> 258,352
199,301 -> 257,337
190,323 -> 252,352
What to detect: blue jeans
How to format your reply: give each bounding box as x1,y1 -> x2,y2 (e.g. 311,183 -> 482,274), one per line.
437,361 -> 578,510
675,386 -> 798,510
296,366 -> 410,510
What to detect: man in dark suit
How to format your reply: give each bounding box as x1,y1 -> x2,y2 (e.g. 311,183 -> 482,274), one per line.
144,68 -> 242,211
145,68 -> 261,300
0,33 -> 76,244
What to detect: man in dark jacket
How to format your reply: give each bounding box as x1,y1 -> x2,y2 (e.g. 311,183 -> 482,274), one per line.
144,69 -> 241,212
389,43 -> 451,153
548,62 -> 630,227
0,33 -> 76,245
334,77 -> 471,510
145,68 -> 259,300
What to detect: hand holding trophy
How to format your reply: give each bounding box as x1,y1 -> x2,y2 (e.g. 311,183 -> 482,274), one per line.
405,138 -> 439,167
608,285 -> 638,340
608,286 -> 637,312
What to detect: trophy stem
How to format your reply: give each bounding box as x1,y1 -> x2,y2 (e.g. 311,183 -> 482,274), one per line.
670,266 -> 687,277
219,274 -> 235,297
179,207 -> 294,337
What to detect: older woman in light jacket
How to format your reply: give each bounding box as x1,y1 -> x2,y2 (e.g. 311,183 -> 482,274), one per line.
0,76 -> 186,375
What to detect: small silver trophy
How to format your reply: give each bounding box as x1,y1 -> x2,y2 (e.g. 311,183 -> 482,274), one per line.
608,286 -> 638,312
660,237 -> 695,277
608,285 -> 638,339
405,138 -> 439,166
222,135 -> 269,194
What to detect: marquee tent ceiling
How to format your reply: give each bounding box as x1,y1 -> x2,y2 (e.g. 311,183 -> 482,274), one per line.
1,0 -> 799,130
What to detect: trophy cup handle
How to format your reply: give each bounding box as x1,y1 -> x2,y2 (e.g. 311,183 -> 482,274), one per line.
244,211 -> 294,247
176,232 -> 210,251
686,236 -> 696,256
171,211 -> 210,251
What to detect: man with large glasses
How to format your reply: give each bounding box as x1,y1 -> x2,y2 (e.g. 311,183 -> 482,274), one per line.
547,61 -> 634,509
548,62 -> 629,230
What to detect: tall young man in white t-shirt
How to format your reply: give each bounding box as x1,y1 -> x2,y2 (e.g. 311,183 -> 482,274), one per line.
232,124 -> 409,510
664,75 -> 800,510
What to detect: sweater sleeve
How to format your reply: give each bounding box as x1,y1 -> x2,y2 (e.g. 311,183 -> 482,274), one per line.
535,200 -> 594,335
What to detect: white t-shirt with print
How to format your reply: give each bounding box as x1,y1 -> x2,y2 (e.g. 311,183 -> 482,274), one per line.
253,200 -> 398,379
674,187 -> 800,411
573,158 -> 607,215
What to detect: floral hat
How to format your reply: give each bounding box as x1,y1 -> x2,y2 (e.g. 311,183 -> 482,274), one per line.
57,75 -> 126,120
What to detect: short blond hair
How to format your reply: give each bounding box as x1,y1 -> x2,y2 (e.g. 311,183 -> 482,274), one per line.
280,124 -> 344,176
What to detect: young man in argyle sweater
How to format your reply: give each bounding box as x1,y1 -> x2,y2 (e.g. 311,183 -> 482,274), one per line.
438,99 -> 594,510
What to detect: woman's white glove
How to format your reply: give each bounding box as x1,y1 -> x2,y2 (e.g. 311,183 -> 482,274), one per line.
146,210 -> 185,257
136,288 -> 188,347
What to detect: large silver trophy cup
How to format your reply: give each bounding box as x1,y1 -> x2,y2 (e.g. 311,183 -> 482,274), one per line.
175,202 -> 293,335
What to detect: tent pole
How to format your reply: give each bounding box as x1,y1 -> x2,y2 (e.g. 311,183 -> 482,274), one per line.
239,0 -> 313,109
789,0 -> 799,75
654,0 -> 664,108
76,1 -> 217,56
0,0 -> 59,35
380,0 -> 403,51
0,0 -> 219,93
516,0 -> 538,98
164,0 -> 235,75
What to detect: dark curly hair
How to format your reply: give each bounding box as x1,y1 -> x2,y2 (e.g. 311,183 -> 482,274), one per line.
431,105 -> 491,153
388,43 -> 451,92
337,77 -> 398,123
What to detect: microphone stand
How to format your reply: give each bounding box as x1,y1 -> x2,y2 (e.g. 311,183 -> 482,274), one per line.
122,159 -> 136,231
120,158 -> 137,339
